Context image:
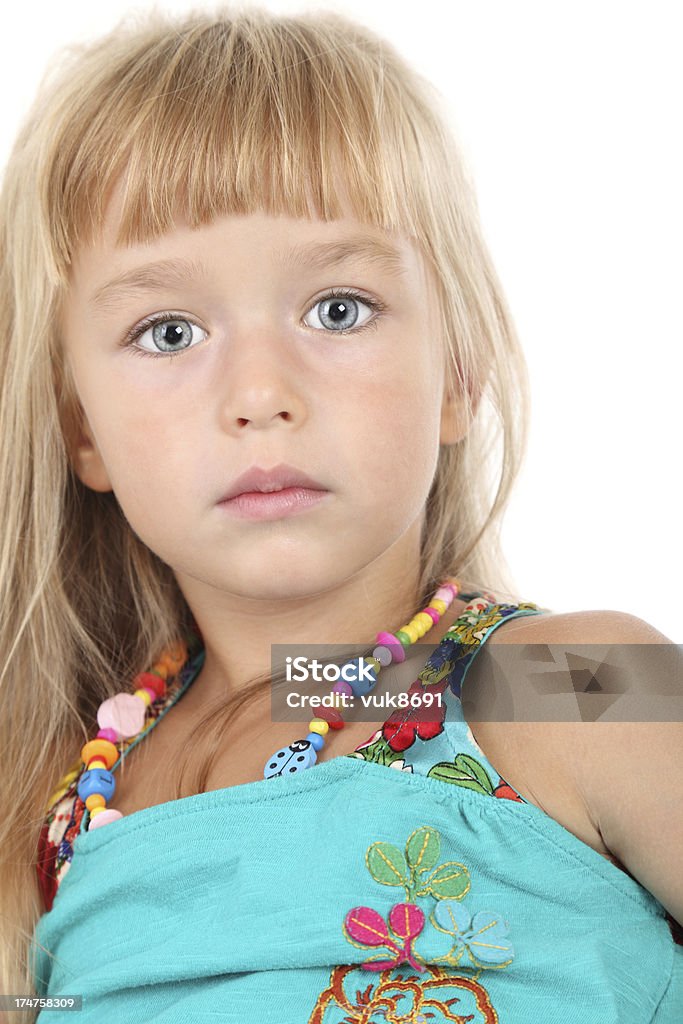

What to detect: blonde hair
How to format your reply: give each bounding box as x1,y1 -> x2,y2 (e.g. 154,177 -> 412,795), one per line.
0,4 -> 533,1008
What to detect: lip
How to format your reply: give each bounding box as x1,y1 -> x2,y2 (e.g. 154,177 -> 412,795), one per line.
217,463 -> 328,503
218,486 -> 330,521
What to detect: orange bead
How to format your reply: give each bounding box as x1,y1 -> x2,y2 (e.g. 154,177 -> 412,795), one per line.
159,640 -> 188,674
85,793 -> 106,811
81,738 -> 118,769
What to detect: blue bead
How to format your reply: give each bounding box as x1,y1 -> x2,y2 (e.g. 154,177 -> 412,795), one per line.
264,738 -> 318,779
343,657 -> 378,697
307,732 -> 325,751
77,767 -> 115,802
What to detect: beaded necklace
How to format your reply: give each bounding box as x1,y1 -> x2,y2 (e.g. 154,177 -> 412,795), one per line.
75,579 -> 460,830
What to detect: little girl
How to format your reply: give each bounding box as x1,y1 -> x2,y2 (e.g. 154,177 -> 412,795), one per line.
0,7 -> 680,1022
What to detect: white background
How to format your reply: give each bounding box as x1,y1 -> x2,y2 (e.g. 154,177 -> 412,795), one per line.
2,1 -> 680,639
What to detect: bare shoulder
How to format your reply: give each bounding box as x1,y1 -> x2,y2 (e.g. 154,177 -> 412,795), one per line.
487,606 -> 672,646
482,606 -> 676,746
479,608 -> 683,922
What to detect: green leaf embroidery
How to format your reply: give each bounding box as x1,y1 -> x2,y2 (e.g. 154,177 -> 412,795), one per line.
354,738 -> 407,766
427,754 -> 495,796
423,861 -> 471,900
366,842 -> 409,888
405,826 -> 441,874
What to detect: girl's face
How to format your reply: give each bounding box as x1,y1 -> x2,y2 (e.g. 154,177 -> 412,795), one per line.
60,188 -> 465,610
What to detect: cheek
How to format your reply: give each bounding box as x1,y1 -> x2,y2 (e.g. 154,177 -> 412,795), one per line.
88,392 -> 191,520
341,358 -> 442,495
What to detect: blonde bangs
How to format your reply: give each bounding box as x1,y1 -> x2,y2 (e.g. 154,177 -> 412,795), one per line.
42,9 -> 442,282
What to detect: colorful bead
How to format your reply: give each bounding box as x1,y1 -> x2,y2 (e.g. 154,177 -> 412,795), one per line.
414,611 -> 434,632
372,644 -> 393,667
88,808 -> 123,829
395,628 -> 414,646
158,641 -> 188,674
430,598 -> 447,615
134,688 -> 152,707
97,692 -> 147,739
312,706 -> 345,730
96,728 -> 118,744
85,793 -> 106,810
77,767 -> 115,803
264,739 -> 318,778
401,618 -> 421,643
375,631 -> 406,663
81,738 -> 118,770
332,679 -> 353,696
424,607 -> 440,624
134,671 -> 167,699
307,732 -> 325,751
364,655 -> 381,676
309,719 -> 329,735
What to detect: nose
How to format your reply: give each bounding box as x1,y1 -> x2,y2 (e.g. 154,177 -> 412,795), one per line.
217,325 -> 308,433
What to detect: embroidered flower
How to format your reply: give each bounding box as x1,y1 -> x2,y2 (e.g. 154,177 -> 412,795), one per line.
382,679 -> 449,753
341,826 -> 514,981
343,903 -> 427,971
431,898 -> 514,968
308,962 -> 501,1024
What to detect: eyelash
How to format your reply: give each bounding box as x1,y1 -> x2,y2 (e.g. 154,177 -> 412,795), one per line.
119,289 -> 388,361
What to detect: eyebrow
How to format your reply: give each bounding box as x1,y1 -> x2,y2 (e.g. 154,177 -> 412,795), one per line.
89,235 -> 408,313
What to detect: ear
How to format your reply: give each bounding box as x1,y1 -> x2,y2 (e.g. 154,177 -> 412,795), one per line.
71,414 -> 113,493
439,376 -> 481,446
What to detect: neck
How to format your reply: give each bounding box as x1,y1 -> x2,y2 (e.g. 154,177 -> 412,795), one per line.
174,544 -> 454,709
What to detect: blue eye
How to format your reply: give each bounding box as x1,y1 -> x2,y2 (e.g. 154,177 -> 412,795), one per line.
119,288 -> 386,361
124,317 -> 207,360
303,289 -> 383,334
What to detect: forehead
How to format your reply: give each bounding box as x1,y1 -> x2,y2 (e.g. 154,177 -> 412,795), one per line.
69,174 -> 432,303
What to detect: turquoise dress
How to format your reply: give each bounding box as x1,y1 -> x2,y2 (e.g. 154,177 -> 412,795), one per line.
31,590 -> 683,1021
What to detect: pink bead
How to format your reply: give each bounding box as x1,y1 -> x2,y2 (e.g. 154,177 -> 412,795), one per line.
88,808 -> 123,829
375,631 -> 405,663
423,607 -> 440,624
97,727 -> 119,743
435,586 -> 456,604
97,693 -> 147,740
333,680 -> 353,696
142,687 -> 157,702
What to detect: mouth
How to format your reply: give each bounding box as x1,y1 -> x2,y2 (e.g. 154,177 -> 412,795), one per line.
217,462 -> 328,503
217,485 -> 331,521
216,462 -> 331,521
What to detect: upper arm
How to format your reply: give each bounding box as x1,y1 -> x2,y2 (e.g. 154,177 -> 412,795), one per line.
491,609 -> 683,928
565,612 -> 683,928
